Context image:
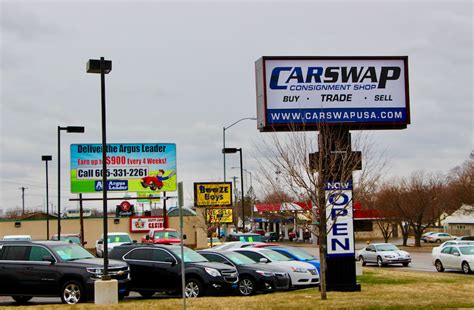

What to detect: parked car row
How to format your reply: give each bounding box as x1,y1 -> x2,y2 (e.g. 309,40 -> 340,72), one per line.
0,239 -> 321,305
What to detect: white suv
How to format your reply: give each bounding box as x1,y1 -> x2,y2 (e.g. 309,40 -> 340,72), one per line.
96,232 -> 133,257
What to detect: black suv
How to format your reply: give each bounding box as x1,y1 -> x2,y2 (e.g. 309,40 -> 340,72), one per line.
109,244 -> 238,297
199,249 -> 290,296
0,241 -> 130,304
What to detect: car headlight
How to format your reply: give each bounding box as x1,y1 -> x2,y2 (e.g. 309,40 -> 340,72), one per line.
256,270 -> 275,277
204,267 -> 221,277
86,267 -> 103,279
290,266 -> 307,273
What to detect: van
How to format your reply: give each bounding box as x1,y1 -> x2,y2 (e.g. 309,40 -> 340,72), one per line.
63,208 -> 92,218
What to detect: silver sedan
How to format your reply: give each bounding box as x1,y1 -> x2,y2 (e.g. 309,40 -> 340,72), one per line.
357,243 -> 411,267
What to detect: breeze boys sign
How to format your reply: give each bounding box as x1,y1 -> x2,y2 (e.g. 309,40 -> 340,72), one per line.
255,56 -> 410,131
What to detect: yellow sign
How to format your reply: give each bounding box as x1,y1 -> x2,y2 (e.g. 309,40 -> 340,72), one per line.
194,182 -> 232,207
137,192 -> 161,203
207,208 -> 233,223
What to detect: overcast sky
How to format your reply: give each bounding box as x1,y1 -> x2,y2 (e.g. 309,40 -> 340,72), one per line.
0,0 -> 472,213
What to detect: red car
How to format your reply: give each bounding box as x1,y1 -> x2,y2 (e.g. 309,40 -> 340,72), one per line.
142,228 -> 181,245
140,176 -> 164,191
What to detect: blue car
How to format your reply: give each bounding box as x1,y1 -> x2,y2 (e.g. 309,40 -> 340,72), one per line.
267,246 -> 320,273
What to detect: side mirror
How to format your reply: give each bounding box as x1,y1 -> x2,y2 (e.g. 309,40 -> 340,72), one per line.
146,235 -> 150,240
259,258 -> 268,263
453,252 -> 460,256
132,240 -> 137,244
183,234 -> 187,240
97,240 -> 103,245
164,257 -> 176,266
42,256 -> 55,264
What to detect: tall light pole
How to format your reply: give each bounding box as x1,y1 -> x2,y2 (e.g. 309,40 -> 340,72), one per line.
232,167 -> 253,227
223,117 -> 256,181
222,148 -> 245,231
42,155 -> 52,240
58,126 -> 85,241
87,57 -> 112,279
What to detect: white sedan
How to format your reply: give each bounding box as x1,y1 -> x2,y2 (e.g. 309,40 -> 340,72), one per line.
231,248 -> 319,287
432,240 -> 474,256
432,245 -> 474,274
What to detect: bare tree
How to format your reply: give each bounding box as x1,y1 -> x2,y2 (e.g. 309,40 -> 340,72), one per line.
255,124 -> 385,299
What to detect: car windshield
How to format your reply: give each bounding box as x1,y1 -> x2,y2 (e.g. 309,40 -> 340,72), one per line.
283,248 -> 316,261
107,235 -> 132,243
154,231 -> 179,239
459,246 -> 474,255
234,235 -> 263,242
171,247 -> 208,263
261,249 -> 291,261
61,236 -> 81,244
224,251 -> 257,265
375,244 -> 399,252
51,244 -> 94,261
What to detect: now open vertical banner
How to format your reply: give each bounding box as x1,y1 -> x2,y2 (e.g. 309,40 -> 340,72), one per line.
326,182 -> 354,257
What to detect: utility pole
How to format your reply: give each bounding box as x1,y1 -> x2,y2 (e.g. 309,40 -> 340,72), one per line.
19,187 -> 27,216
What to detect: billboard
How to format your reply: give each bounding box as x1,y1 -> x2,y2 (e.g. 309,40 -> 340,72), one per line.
206,208 -> 233,223
130,216 -> 164,232
194,182 -> 232,207
255,56 -> 410,131
70,143 -> 176,193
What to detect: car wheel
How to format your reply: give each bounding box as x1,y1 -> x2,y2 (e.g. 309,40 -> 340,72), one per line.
462,262 -> 472,274
435,260 -> 445,272
61,280 -> 84,304
150,184 -> 157,191
138,290 -> 155,298
359,256 -> 366,266
238,277 -> 256,296
402,262 -> 409,267
377,256 -> 385,267
436,239 -> 442,243
185,278 -> 203,298
12,296 -> 32,304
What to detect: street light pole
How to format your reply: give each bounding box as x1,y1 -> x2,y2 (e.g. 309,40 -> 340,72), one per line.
57,126 -> 85,241
222,147 -> 245,232
222,117 -> 256,181
87,57 -> 112,279
232,167 -> 253,228
42,155 -> 52,240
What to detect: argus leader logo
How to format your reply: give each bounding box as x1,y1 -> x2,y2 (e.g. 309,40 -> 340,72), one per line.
269,66 -> 401,90
95,180 -> 128,191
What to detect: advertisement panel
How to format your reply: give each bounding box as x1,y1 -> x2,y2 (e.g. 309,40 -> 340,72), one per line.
194,182 -> 232,207
206,208 -> 233,223
326,182 -> 354,257
136,192 -> 161,203
130,216 -> 164,232
70,143 -> 176,193
256,56 -> 410,131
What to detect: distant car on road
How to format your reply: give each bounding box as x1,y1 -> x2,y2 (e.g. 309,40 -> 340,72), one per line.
96,232 -> 133,258
421,232 -> 437,243
357,243 -> 411,267
264,232 -> 279,242
2,235 -> 32,241
432,245 -> 474,274
425,232 -> 457,243
0,240 -> 129,304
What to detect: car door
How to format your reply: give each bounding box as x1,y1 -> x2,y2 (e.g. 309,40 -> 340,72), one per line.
235,250 -> 267,263
448,247 -> 462,270
151,248 -> 180,290
0,245 -> 32,294
365,245 -> 376,262
26,245 -> 60,295
123,248 -> 153,289
439,246 -> 454,268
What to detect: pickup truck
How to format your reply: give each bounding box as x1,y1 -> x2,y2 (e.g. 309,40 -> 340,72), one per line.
142,228 -> 181,245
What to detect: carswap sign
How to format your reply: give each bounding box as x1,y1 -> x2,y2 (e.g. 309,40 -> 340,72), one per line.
70,143 -> 176,193
255,56 -> 410,131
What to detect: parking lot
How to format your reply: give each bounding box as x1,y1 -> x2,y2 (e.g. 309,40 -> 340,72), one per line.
0,238 -> 463,307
